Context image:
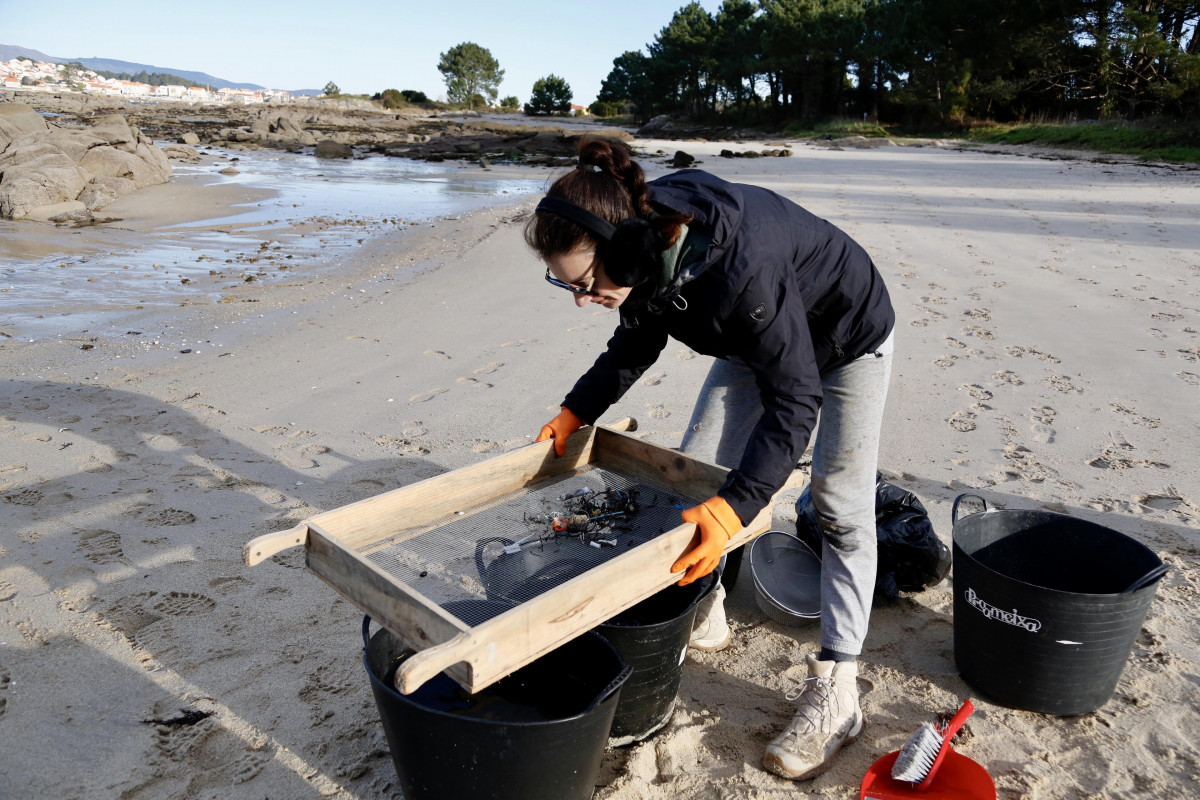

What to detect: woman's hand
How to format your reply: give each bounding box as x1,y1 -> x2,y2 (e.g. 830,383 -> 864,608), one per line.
672,496 -> 743,586
535,407 -> 584,457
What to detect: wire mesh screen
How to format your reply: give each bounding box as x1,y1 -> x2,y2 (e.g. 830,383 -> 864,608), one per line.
361,465 -> 699,628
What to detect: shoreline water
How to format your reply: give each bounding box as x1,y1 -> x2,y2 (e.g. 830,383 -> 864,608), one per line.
0,145 -> 549,341
1,140 -> 1197,800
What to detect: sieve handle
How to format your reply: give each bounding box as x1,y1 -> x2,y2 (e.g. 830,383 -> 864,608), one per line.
605,417 -> 638,432
394,631 -> 476,694
951,494 -> 988,525
243,523 -> 308,566
1124,563 -> 1169,594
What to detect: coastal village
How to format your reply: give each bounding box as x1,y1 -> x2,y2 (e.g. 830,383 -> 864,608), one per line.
0,56 -> 293,104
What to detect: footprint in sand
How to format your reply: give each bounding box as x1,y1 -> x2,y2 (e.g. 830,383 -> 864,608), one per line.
131,505 -> 197,526
252,425 -> 315,439
209,576 -> 250,595
456,377 -> 494,389
77,529 -> 126,565
1007,346 -> 1061,364
1178,371 -> 1199,386
949,410 -> 977,432
914,306 -> 947,322
992,369 -> 1023,386
676,349 -> 696,360
230,750 -> 271,785
474,362 -> 503,375
964,384 -> 992,401
370,435 -> 430,455
1179,347 -> 1200,363
647,404 -> 670,419
933,355 -> 958,369
1111,403 -> 1161,428
567,323 -> 594,332
1087,439 -> 1169,470
943,337 -> 968,350
152,591 -> 216,617
642,372 -> 665,386
500,338 -> 535,348
103,592 -> 164,637
964,325 -> 994,340
472,440 -> 501,453
1137,490 -> 1187,513
1047,374 -> 1083,394
299,664 -> 357,703
962,308 -> 991,321
1030,405 -> 1057,443
409,387 -> 449,404
910,319 -> 929,328
281,456 -> 319,470
423,349 -> 451,359
3,488 -> 42,507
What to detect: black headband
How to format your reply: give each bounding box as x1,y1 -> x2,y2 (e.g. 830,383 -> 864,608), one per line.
535,196 -> 616,242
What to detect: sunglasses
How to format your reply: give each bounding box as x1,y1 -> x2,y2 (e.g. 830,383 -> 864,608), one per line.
544,268 -> 597,296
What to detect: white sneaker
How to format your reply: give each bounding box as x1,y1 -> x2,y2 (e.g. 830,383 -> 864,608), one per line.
689,580 -> 731,651
762,654 -> 863,780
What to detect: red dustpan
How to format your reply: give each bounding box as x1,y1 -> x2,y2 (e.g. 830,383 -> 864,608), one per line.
860,699 -> 995,800
860,748 -> 995,800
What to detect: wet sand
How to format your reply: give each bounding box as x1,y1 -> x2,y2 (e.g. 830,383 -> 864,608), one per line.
0,140 -> 1197,799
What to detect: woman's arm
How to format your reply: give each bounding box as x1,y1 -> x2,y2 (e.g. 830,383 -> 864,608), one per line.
562,317 -> 669,424
718,266 -> 823,524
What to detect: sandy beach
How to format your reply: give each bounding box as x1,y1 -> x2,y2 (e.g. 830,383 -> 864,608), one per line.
1,139 -> 1198,799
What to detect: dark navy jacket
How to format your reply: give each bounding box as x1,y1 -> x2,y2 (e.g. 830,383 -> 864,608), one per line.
563,170 -> 894,523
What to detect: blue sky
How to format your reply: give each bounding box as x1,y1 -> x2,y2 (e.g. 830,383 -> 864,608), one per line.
1,0 -> 722,104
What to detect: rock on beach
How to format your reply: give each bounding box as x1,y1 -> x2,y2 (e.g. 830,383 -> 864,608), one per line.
0,103 -> 171,220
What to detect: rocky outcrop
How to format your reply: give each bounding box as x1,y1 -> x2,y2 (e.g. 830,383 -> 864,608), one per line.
314,140 -> 353,158
216,113 -> 320,149
388,122 -> 633,165
0,104 -> 171,220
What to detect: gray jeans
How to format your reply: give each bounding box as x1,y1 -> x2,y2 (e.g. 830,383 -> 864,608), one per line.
680,333 -> 893,655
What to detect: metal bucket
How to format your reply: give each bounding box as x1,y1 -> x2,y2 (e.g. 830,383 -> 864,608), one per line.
749,530 -> 822,625
951,494 -> 1168,715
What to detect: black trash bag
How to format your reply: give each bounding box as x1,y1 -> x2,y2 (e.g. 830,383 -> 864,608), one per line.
794,475 -> 951,602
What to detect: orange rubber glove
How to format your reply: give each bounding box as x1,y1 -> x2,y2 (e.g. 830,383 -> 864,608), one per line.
535,407 -> 584,457
672,495 -> 743,586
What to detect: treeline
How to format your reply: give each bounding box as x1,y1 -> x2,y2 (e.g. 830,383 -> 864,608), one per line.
594,0 -> 1200,126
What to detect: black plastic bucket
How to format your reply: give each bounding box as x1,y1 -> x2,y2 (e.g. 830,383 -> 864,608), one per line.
596,572 -> 717,745
363,615 -> 631,800
951,495 -> 1168,715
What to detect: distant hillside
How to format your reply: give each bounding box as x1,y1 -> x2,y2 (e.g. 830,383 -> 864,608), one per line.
0,44 -> 268,91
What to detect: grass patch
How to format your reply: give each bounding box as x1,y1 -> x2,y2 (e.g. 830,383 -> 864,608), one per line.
964,120 -> 1200,164
785,118 -> 891,139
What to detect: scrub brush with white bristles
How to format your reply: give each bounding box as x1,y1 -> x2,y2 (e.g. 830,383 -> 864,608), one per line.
890,699 -> 975,785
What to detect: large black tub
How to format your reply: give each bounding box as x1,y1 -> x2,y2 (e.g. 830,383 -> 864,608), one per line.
951,495 -> 1168,715
363,615 -> 631,800
597,572 -> 717,745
